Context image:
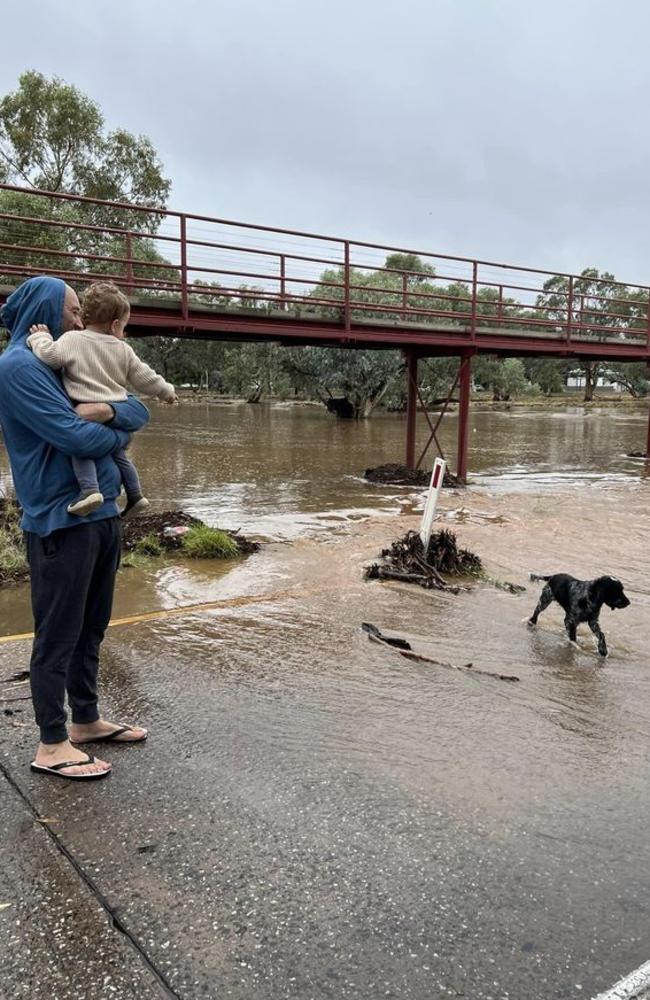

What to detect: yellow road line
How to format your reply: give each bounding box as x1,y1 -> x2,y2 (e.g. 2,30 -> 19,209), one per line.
0,630 -> 34,645
0,588 -> 304,646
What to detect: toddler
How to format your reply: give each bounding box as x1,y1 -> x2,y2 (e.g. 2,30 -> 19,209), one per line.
28,281 -> 177,517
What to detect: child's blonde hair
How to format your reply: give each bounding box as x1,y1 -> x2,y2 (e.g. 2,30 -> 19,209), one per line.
82,282 -> 130,327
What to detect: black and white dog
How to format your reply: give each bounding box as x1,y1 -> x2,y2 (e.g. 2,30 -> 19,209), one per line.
527,573 -> 630,657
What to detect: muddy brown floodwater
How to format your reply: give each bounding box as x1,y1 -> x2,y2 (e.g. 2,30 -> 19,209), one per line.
1,401 -> 650,1000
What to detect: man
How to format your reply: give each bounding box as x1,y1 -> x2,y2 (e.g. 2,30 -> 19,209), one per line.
0,276 -> 149,780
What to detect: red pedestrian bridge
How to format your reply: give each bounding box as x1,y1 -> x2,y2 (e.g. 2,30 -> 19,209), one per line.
1,183 -> 649,480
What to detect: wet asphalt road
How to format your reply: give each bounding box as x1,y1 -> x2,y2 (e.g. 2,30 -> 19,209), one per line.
0,766 -> 162,999
2,495 -> 650,1000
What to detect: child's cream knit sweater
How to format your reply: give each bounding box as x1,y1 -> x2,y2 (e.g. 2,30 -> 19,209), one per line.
27,328 -> 175,403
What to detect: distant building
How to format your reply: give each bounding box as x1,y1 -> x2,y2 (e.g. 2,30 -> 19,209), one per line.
566,372 -> 624,392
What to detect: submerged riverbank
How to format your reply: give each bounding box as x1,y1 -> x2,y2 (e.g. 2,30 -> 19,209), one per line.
0,500 -> 259,586
177,388 -> 650,411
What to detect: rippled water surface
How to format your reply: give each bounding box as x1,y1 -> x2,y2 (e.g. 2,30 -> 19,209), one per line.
2,400 -> 648,541
130,401 -> 650,523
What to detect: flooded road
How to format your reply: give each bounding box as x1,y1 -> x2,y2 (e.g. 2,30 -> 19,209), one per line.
1,401 -> 649,1000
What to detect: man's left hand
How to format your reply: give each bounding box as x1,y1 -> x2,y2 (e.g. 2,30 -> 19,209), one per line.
75,402 -> 115,424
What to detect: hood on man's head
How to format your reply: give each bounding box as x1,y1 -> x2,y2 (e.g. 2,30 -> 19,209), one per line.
0,276 -> 66,347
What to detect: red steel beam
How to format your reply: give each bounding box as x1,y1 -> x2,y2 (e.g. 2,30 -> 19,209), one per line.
115,309 -> 650,361
457,354 -> 473,484
414,366 -> 462,471
404,349 -> 418,469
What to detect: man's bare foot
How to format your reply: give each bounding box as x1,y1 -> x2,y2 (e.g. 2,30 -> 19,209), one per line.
69,720 -> 148,744
33,740 -> 112,777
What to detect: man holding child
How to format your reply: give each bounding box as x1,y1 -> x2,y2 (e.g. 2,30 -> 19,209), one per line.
0,276 -> 172,780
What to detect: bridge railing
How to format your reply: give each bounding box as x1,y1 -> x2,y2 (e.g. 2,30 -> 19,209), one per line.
1,182 -> 649,349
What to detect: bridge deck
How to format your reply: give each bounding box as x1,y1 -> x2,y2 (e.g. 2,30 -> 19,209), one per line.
120,294 -> 650,361
1,284 -> 647,361
0,182 -> 649,362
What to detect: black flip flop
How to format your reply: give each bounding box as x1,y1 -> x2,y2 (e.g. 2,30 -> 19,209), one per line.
72,724 -> 148,745
30,753 -> 111,781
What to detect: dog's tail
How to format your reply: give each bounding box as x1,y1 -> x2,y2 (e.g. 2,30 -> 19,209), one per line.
529,573 -> 553,582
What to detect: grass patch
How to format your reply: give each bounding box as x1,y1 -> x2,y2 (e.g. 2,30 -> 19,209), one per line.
0,504 -> 257,586
181,525 -> 240,559
132,533 -> 164,557
120,551 -> 154,570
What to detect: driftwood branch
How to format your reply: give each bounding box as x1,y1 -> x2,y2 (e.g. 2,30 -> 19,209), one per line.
362,623 -> 519,683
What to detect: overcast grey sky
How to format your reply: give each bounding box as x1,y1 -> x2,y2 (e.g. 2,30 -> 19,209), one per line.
2,0 -> 650,281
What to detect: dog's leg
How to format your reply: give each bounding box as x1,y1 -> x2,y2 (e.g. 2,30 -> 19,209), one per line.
588,619 -> 608,657
528,585 -> 554,626
564,615 -> 578,643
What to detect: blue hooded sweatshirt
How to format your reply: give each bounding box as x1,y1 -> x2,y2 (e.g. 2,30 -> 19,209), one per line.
0,276 -> 150,536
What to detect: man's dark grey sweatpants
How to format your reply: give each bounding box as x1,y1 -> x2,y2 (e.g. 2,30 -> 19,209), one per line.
25,517 -> 121,744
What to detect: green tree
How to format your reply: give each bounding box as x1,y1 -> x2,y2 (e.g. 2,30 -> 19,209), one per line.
131,335 -> 187,383
0,71 -> 172,292
305,253 -> 441,324
383,252 -> 436,281
0,71 -> 169,212
523,358 -> 570,395
295,254 -> 532,416
536,268 -> 647,401
222,343 -> 292,401
283,345 -> 402,418
600,363 -> 649,398
418,357 -> 463,405
474,357 -> 529,400
295,255 -> 467,417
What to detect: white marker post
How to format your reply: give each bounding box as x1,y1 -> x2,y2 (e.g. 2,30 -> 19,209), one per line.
419,457 -> 447,551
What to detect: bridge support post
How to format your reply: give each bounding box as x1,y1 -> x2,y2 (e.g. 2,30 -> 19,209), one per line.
405,349 -> 418,469
457,353 -> 472,484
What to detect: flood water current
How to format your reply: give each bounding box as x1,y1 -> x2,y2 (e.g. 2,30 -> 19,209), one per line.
1,401 -> 650,1000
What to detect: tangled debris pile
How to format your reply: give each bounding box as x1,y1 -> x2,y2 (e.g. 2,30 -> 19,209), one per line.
364,463 -> 461,488
364,529 -> 482,591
